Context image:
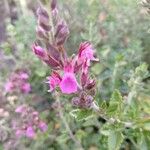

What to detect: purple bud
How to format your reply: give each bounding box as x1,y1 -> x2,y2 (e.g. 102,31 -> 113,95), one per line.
37,7 -> 49,19
32,44 -> 47,59
72,97 -> 80,106
51,0 -> 57,10
38,21 -> 51,32
36,26 -> 49,40
37,7 -> 51,31
79,93 -> 93,108
55,21 -> 69,45
72,93 -> 93,108
46,43 -> 60,60
81,72 -> 88,87
44,55 -> 60,68
85,79 -> 96,90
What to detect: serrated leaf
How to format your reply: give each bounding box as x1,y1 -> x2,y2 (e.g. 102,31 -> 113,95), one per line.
110,89 -> 122,102
108,130 -> 124,150
70,109 -> 93,121
107,90 -> 123,116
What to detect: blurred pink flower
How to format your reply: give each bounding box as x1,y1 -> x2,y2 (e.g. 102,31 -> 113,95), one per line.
16,130 -> 25,138
15,105 -> 26,113
39,121 -> 48,132
19,72 -> 29,80
21,83 -> 31,93
5,70 -> 31,94
78,42 -> 98,63
26,126 -> 35,138
5,82 -> 14,93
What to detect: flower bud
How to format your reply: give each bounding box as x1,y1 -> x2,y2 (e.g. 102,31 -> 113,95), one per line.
85,79 -> 96,90
81,72 -> 88,87
46,43 -> 60,60
55,21 -> 69,45
72,93 -> 93,108
32,44 -> 47,59
37,7 -> 51,31
38,22 -> 51,32
72,97 -> 80,106
37,7 -> 49,19
36,26 -> 49,40
51,0 -> 57,11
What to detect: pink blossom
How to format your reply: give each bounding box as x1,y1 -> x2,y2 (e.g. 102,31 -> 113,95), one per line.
26,126 -> 35,138
47,72 -> 61,92
21,83 -> 31,93
16,129 -> 25,138
39,121 -> 48,132
5,82 -> 14,93
15,105 -> 26,113
60,72 -> 78,94
19,72 -> 29,80
78,42 -> 98,62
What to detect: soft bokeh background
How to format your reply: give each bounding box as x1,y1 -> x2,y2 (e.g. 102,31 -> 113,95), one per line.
0,0 -> 150,150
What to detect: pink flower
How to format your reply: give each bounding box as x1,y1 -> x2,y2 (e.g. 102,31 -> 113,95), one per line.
39,121 -> 48,132
60,72 -> 78,94
15,105 -> 26,113
19,72 -> 29,80
78,42 -> 98,62
5,82 -> 14,93
26,126 -> 35,138
59,60 -> 80,94
16,129 -> 25,138
21,83 -> 31,93
47,71 -> 61,92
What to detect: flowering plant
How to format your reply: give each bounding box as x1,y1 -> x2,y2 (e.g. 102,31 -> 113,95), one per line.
1,0 -> 149,149
32,0 -> 99,110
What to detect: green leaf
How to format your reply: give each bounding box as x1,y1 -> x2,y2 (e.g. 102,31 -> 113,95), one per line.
138,135 -> 148,150
107,90 -> 123,116
110,89 -> 122,103
70,109 -> 93,121
108,130 -> 124,150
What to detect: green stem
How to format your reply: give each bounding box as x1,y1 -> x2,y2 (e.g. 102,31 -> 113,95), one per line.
54,92 -> 84,150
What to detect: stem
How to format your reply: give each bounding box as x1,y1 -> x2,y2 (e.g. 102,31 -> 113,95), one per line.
92,102 -> 134,127
46,0 -> 55,43
54,92 -> 84,150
